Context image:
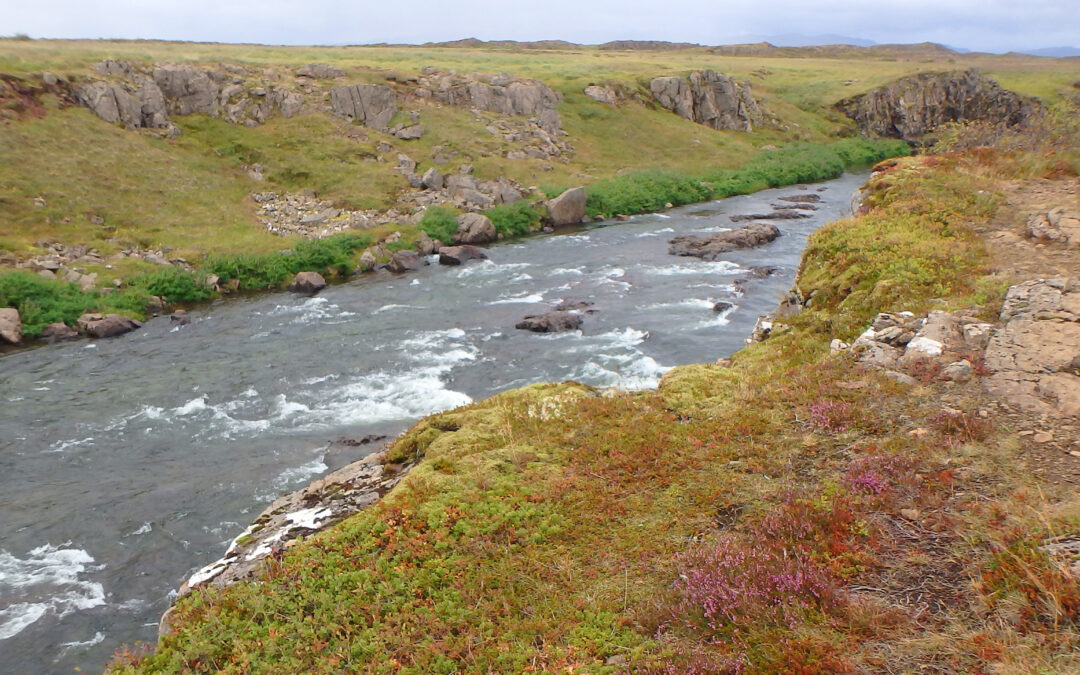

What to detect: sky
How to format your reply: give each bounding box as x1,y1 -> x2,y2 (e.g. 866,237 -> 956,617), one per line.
2,0 -> 1078,53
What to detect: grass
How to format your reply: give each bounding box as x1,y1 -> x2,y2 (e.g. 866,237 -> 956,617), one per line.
109,121 -> 1080,673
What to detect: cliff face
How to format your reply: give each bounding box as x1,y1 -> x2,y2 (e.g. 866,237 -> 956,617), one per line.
650,70 -> 763,132
836,70 -> 1040,142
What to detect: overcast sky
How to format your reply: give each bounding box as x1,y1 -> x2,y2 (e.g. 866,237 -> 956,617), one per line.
2,0 -> 1077,53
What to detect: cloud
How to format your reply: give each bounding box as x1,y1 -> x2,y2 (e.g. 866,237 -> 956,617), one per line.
1,0 -> 1077,52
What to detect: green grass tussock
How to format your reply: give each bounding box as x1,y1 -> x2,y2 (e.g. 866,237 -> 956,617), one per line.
0,271 -> 147,337
204,232 -> 372,291
483,201 -> 543,237
415,206 -> 459,244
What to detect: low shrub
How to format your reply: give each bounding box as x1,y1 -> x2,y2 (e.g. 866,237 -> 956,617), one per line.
127,267 -> 213,304
0,271 -> 98,337
484,201 -> 542,236
417,206 -> 459,243
585,170 -> 712,218
204,232 -> 370,290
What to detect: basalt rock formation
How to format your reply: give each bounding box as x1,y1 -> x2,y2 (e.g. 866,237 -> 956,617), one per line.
649,70 -> 763,132
836,70 -> 1040,143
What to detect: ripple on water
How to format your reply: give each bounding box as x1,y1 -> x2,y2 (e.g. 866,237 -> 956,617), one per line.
0,545 -> 105,641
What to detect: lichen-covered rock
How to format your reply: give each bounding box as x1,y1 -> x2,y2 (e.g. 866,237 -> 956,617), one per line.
836,70 -> 1040,143
329,83 -> 396,130
297,63 -> 344,79
650,70 -> 762,132
584,85 -> 618,105
1026,208 -> 1080,247
153,64 -> 218,116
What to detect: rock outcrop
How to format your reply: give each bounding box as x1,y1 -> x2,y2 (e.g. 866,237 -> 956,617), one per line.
77,60 -> 306,130
0,308 -> 22,344
288,271 -> 327,295
417,68 -> 563,135
984,278 -> 1080,415
583,85 -> 619,105
649,70 -> 762,132
1026,208 -> 1080,247
668,223 -> 781,260
297,63 -> 344,79
329,83 -> 396,130
836,70 -> 1040,142
545,187 -> 586,226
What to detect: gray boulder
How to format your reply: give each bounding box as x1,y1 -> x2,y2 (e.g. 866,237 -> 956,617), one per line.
0,308 -> 22,344
386,250 -> 424,273
515,310 -> 583,333
453,213 -> 497,245
545,187 -> 587,226
40,322 -> 78,341
668,223 -> 781,260
77,313 -> 142,338
438,245 -> 489,266
330,84 -> 396,130
395,124 -> 424,140
584,85 -> 618,105
650,70 -> 762,132
421,167 -> 444,190
288,271 -> 327,295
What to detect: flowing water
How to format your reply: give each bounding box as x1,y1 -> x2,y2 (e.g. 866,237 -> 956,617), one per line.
0,173 -> 865,673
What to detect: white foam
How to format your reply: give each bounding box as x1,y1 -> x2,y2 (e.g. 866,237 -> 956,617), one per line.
128,522 -> 152,536
174,397 -> 208,416
410,279 -> 421,286
454,261 -> 531,278
644,298 -> 716,311
372,303 -> 418,314
273,458 -> 327,490
489,293 -> 544,305
0,545 -> 106,640
548,267 -> 584,276
58,631 -> 105,655
643,260 -> 743,276
44,437 -> 95,454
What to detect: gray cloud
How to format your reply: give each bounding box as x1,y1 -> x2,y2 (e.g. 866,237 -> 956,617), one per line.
1,0 -> 1077,52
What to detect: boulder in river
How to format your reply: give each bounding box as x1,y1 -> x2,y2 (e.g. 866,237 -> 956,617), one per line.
438,245 -> 489,266
289,271 -> 327,295
515,310 -> 583,333
730,210 -> 809,222
77,313 -> 142,338
40,321 -> 78,341
0,307 -> 22,344
545,187 -> 586,226
669,223 -> 781,260
453,213 -> 497,245
386,250 -> 425,273
778,194 -> 821,204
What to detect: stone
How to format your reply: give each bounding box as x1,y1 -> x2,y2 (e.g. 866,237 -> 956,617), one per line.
544,187 -> 587,227
330,84 -> 396,130
884,370 -> 918,386
730,210 -> 810,222
900,508 -> 921,521
515,310 -> 583,333
39,322 -> 78,340
941,359 -> 974,382
170,310 -> 190,326
650,70 -> 762,131
394,124 -> 425,140
296,63 -> 344,79
288,271 -> 327,295
1034,431 -> 1054,443
386,250 -> 424,273
668,223 -> 781,260
584,85 -> 618,105
714,301 -> 736,313
836,70 -> 1040,143
438,245 -> 489,266
76,313 -> 141,338
1025,208 -> 1080,247
358,250 -> 377,270
417,232 -> 437,255
0,307 -> 22,344
421,167 -> 444,190
453,213 -> 497,245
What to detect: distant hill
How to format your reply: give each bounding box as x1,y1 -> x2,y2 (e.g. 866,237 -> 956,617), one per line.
746,33 -> 876,48
598,40 -> 702,50
1018,46 -> 1080,58
710,41 -> 959,59
420,37 -> 580,50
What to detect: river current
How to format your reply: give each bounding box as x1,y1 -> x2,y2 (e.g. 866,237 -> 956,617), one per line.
0,172 -> 865,673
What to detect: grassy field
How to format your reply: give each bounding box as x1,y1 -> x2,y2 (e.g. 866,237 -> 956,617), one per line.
1,39 -> 1076,271
109,125 -> 1080,673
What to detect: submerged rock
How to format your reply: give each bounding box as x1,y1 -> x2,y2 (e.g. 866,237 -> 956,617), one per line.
515,310 -> 583,333
669,223 -> 781,260
438,245 -> 489,266
76,313 -> 141,338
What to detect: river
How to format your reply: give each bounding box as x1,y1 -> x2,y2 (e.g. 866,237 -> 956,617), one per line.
0,172 -> 865,673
